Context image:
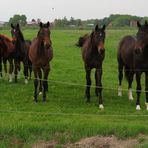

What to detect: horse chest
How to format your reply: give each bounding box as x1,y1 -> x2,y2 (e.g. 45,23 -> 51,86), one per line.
86,55 -> 102,68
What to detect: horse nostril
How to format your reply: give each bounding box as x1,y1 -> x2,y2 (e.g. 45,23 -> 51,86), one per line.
135,48 -> 141,55
46,44 -> 50,49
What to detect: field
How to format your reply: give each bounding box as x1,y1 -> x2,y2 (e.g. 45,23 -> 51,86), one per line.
0,28 -> 148,147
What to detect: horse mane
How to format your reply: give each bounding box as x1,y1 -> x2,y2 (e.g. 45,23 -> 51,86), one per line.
18,30 -> 25,42
37,37 -> 45,56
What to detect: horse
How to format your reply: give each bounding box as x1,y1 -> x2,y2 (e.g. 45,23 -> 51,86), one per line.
0,34 -> 15,82
77,24 -> 106,109
11,23 -> 32,83
29,22 -> 53,102
117,21 -> 148,110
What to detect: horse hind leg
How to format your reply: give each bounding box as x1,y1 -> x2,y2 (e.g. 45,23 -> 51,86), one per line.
145,72 -> 148,110
0,56 -> 2,77
3,59 -> 8,80
85,69 -> 91,103
118,58 -> 123,97
126,67 -> 134,101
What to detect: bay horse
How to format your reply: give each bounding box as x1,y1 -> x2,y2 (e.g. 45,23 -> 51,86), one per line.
117,21 -> 148,110
29,22 -> 53,102
11,23 -> 32,83
0,34 -> 14,82
77,24 -> 106,109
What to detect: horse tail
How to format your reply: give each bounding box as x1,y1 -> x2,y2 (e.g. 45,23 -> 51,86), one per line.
76,34 -> 88,47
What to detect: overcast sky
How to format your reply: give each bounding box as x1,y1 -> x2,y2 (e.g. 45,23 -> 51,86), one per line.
0,0 -> 147,22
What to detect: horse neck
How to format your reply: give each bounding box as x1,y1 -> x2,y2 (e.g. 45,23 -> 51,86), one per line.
89,38 -> 98,54
37,37 -> 45,56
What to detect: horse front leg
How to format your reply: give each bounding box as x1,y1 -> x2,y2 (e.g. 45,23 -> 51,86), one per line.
14,59 -> 18,82
95,68 -> 104,109
8,58 -> 13,82
145,72 -> 148,110
33,67 -> 38,102
38,68 -> 42,95
23,59 -> 28,84
85,69 -> 91,103
136,71 -> 142,110
43,65 -> 49,102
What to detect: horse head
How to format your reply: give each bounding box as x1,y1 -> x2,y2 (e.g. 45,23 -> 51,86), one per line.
90,24 -> 106,56
11,23 -> 24,42
135,21 -> 148,55
37,22 -> 51,49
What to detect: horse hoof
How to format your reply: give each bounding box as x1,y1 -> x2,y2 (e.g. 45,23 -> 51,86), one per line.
136,105 -> 141,110
39,92 -> 42,95
9,79 -> 12,83
25,79 -> 28,84
99,104 -> 104,110
43,99 -> 46,102
145,103 -> 148,110
34,100 -> 38,103
118,92 -> 122,97
129,96 -> 134,101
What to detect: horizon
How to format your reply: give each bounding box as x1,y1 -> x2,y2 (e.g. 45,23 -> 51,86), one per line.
0,13 -> 147,23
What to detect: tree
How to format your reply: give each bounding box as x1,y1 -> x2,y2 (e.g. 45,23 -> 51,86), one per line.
8,14 -> 27,26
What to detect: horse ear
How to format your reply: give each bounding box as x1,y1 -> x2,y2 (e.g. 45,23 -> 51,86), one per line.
102,24 -> 106,31
95,25 -> 99,31
145,20 -> 148,26
137,21 -> 141,28
16,23 -> 20,29
47,22 -> 50,28
11,23 -> 14,28
40,22 -> 43,28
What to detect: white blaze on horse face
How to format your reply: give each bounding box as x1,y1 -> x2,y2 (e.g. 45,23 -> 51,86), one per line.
136,105 -> 141,110
98,41 -> 104,54
118,86 -> 122,96
128,88 -> 134,101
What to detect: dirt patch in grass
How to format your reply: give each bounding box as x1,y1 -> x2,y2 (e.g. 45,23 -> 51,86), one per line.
64,135 -> 138,148
32,135 -> 148,148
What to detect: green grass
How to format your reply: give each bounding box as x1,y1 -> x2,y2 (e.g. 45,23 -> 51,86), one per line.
0,28 -> 148,147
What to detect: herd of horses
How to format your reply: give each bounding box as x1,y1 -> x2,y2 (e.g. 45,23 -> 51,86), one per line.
0,21 -> 148,110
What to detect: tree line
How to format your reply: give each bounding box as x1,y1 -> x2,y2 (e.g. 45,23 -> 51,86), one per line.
5,14 -> 148,28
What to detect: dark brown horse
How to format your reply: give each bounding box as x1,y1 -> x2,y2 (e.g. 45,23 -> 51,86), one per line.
117,21 -> 148,110
77,24 -> 106,109
0,34 -> 14,82
11,23 -> 32,83
29,22 -> 53,102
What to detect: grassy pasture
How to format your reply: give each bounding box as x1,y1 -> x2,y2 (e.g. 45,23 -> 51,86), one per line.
0,28 -> 148,147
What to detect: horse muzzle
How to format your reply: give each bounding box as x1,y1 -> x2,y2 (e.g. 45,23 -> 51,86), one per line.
98,48 -> 105,57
